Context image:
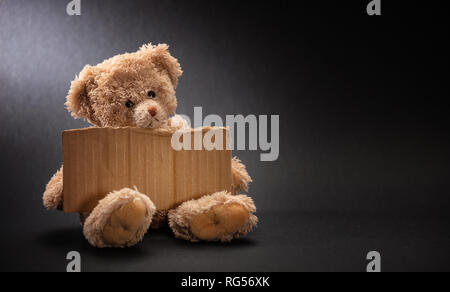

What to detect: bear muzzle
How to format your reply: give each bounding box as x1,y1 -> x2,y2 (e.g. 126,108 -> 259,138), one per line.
133,100 -> 166,128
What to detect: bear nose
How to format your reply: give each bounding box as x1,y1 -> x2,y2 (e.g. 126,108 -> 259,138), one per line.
148,106 -> 157,117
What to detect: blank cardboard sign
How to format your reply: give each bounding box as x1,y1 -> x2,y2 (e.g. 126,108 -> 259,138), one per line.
62,127 -> 232,213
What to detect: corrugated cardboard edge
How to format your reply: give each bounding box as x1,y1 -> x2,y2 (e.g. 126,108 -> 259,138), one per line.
62,126 -> 229,137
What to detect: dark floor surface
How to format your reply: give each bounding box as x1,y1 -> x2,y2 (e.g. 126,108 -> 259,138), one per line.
2,208 -> 449,272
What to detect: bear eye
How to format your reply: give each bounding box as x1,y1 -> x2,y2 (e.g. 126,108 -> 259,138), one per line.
147,90 -> 156,98
125,100 -> 135,108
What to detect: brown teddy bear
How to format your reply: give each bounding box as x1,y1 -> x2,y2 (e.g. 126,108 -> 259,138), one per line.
43,44 -> 257,248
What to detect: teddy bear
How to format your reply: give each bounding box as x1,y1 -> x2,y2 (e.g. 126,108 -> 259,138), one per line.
43,44 -> 258,248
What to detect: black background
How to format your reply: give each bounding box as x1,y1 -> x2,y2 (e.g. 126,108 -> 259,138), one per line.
0,0 -> 449,272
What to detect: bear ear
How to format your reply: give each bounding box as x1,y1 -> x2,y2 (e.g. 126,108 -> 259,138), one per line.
65,65 -> 101,126
140,43 -> 183,88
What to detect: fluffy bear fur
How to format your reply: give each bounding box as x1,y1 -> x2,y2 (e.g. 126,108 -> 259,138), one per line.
168,191 -> 257,242
66,44 -> 182,129
43,44 -> 257,248
43,166 -> 63,210
83,188 -> 156,248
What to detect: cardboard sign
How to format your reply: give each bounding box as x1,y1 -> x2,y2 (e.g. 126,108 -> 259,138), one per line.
62,127 -> 232,213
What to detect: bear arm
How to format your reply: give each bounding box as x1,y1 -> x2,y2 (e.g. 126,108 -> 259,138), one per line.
43,166 -> 64,210
231,157 -> 252,194
167,115 -> 191,130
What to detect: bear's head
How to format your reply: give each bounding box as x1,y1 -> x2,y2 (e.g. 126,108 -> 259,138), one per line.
65,44 -> 182,128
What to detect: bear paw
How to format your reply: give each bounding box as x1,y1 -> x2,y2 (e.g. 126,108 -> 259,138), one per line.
168,191 -> 258,242
83,188 -> 156,248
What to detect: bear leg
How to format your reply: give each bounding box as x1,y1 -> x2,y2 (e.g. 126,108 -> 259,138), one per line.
168,191 -> 258,242
83,188 -> 156,248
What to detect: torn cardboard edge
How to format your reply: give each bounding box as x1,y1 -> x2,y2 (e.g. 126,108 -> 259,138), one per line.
62,127 -> 232,213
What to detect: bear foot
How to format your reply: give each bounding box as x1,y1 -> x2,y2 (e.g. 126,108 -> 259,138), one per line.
168,191 -> 258,242
83,188 -> 156,248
